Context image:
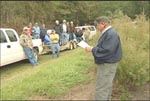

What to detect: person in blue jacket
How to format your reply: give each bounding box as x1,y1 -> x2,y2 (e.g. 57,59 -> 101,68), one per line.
85,16 -> 122,100
43,30 -> 51,45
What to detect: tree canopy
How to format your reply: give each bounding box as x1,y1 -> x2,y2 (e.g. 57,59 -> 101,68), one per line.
0,1 -> 149,32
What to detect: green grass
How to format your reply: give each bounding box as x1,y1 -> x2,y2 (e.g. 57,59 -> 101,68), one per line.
1,48 -> 96,100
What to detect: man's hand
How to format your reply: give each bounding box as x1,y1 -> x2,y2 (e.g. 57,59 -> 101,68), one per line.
54,37 -> 58,40
85,46 -> 93,52
52,37 -> 58,40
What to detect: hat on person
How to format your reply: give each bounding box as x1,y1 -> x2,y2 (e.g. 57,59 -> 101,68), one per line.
55,20 -> 59,23
70,21 -> 73,24
23,26 -> 29,31
63,19 -> 66,23
47,30 -> 52,34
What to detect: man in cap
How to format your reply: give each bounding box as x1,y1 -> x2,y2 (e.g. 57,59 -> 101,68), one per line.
19,26 -> 38,66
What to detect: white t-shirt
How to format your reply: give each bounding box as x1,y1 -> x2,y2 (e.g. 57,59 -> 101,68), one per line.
102,26 -> 112,35
62,24 -> 67,33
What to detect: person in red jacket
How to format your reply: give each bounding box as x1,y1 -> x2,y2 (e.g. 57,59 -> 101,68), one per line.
28,22 -> 34,36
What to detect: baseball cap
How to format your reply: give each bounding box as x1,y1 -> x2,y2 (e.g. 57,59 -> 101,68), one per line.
23,26 -> 29,31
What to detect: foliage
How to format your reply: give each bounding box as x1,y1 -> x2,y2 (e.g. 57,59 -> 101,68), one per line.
113,14 -> 149,91
120,91 -> 132,100
0,1 -> 149,33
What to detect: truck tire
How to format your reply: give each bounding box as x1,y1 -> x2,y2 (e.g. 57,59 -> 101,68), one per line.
33,48 -> 39,60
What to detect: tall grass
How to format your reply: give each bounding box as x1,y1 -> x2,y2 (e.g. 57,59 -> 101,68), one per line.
112,14 -> 149,88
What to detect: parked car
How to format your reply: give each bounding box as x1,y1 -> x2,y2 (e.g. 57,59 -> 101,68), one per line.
75,25 -> 97,41
0,28 -> 43,67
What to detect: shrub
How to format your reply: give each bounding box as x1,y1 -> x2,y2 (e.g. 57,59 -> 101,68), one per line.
112,14 -> 149,89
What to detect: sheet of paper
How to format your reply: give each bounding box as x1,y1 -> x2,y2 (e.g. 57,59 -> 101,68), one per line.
77,40 -> 90,48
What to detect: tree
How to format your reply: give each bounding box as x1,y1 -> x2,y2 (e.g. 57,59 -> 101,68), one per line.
1,1 -> 149,32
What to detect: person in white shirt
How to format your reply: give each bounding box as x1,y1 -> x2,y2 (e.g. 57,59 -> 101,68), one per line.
61,19 -> 68,45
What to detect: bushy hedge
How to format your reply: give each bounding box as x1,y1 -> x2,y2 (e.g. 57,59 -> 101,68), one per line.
112,14 -> 149,89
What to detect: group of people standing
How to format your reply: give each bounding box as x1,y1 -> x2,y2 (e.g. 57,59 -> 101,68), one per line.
53,19 -> 76,45
28,19 -> 85,45
20,19 -> 85,62
53,19 -> 86,45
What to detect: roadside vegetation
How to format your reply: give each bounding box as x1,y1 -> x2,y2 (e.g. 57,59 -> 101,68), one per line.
113,14 -> 149,100
1,13 -> 149,100
1,1 -> 149,33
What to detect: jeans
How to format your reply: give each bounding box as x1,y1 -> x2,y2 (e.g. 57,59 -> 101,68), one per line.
76,37 -> 82,42
95,63 -> 118,100
58,34 -> 62,45
23,46 -> 38,65
69,33 -> 75,41
51,43 -> 60,58
61,33 -> 69,45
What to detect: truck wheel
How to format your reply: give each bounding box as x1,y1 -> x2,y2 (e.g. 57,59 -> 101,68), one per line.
73,41 -> 77,49
33,48 -> 39,60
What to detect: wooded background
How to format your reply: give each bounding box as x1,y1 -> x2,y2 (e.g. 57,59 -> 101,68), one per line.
0,1 -> 149,33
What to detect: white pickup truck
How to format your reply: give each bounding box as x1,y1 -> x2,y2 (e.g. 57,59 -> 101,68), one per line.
0,28 -> 43,67
75,25 -> 97,41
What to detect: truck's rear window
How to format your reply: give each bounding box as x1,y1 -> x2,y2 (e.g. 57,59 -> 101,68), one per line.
88,27 -> 95,31
6,30 -> 17,42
